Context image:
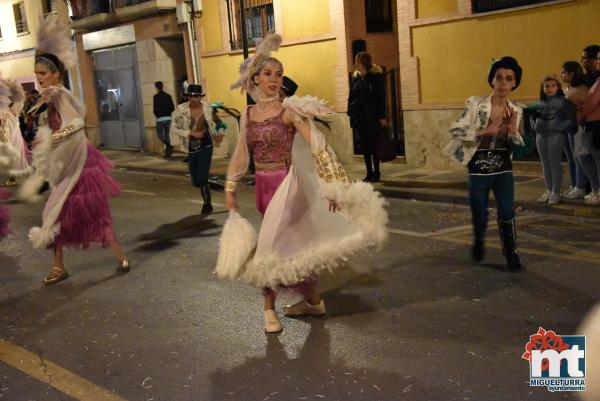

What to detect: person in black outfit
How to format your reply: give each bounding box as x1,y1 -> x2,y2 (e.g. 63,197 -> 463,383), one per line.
347,51 -> 387,183
153,81 -> 175,157
582,45 -> 600,88
171,84 -> 226,214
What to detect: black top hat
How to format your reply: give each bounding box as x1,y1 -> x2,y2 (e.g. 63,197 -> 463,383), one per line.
281,76 -> 298,97
488,56 -> 522,90
185,84 -> 205,96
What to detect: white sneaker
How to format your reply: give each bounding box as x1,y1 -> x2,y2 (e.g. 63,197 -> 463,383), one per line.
561,186 -> 574,196
548,193 -> 561,205
584,193 -> 600,205
563,187 -> 587,199
283,300 -> 326,317
537,191 -> 551,203
264,310 -> 282,333
584,191 -> 597,200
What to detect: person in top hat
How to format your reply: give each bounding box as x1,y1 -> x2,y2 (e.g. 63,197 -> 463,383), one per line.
444,56 -> 526,272
170,84 -> 226,214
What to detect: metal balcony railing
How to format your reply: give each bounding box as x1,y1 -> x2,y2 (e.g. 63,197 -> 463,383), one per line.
68,0 -> 113,19
472,0 -> 551,13
15,19 -> 28,34
114,0 -> 152,8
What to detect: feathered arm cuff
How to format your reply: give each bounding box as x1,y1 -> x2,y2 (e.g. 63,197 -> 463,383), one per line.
282,96 -> 335,121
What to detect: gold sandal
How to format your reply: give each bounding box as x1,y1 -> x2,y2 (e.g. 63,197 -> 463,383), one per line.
43,267 -> 69,286
117,259 -> 130,273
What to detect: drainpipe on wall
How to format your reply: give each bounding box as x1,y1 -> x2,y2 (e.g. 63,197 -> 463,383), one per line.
184,0 -> 200,83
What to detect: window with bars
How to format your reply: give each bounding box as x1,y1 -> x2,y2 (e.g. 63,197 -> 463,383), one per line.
41,0 -> 57,16
13,2 -> 28,34
472,0 -> 553,13
365,0 -> 393,33
226,0 -> 275,51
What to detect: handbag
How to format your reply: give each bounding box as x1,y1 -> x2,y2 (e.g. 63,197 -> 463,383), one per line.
375,127 -> 397,163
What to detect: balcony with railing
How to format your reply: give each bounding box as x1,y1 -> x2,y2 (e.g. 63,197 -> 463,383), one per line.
68,0 -> 117,30
15,19 -> 28,35
114,0 -> 177,21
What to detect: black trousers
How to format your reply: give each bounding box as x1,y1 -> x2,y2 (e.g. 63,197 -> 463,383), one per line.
188,147 -> 213,188
357,122 -> 380,175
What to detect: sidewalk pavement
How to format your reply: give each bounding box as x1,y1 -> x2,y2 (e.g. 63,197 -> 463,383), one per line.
103,148 -> 600,219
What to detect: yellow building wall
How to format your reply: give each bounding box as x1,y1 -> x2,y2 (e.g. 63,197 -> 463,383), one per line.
202,40 -> 338,110
202,53 -> 247,110
282,0 -> 332,39
201,0 -> 224,51
0,56 -> 35,81
417,0 -> 457,18
412,1 -> 600,104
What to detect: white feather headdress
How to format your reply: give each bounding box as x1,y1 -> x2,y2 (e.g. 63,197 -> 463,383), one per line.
0,79 -> 11,112
36,15 -> 76,71
230,33 -> 282,100
5,79 -> 25,114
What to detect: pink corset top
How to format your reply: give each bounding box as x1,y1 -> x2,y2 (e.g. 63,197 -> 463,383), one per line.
246,108 -> 296,165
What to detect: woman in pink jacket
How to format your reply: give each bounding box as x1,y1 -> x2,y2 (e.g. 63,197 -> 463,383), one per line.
580,50 -> 600,204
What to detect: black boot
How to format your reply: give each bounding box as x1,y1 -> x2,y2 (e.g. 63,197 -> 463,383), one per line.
471,224 -> 486,262
371,171 -> 381,183
498,219 -> 523,272
200,185 -> 213,214
472,239 -> 485,262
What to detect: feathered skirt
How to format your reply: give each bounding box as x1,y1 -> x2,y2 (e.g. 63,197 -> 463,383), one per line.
53,143 -> 121,249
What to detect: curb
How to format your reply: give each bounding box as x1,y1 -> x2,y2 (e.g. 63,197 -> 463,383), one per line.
115,163 -> 600,219
376,186 -> 600,219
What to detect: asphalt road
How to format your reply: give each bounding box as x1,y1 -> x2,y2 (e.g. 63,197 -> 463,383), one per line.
1,170 -> 599,401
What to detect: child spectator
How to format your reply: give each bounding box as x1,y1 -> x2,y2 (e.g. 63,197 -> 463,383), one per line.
531,75 -> 574,205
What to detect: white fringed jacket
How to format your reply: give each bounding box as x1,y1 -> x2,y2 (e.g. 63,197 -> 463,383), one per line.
444,94 -> 525,166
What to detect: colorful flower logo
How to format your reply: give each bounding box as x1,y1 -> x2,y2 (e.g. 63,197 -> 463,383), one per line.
522,327 -> 570,372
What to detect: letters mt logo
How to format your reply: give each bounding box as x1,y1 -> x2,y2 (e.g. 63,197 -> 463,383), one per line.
522,327 -> 586,392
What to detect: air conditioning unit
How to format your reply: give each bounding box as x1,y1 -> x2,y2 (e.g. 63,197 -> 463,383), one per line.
176,3 -> 189,24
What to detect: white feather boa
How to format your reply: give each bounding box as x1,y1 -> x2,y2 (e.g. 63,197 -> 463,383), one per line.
17,125 -> 53,203
215,211 -> 257,280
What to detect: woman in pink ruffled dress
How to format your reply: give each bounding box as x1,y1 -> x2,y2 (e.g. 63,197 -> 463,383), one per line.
20,17 -> 129,285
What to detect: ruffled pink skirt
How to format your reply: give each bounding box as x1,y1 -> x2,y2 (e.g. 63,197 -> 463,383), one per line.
54,143 -> 121,249
0,189 -> 10,238
255,168 -> 288,215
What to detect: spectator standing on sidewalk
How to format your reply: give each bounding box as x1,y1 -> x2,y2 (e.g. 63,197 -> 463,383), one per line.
347,51 -> 386,183
531,75 -> 573,205
170,84 -> 225,214
560,61 -> 589,200
580,50 -> 600,205
444,56 -> 525,272
153,81 -> 175,158
582,45 -> 600,88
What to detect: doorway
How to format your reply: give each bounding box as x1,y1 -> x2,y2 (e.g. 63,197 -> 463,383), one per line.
92,44 -> 144,149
